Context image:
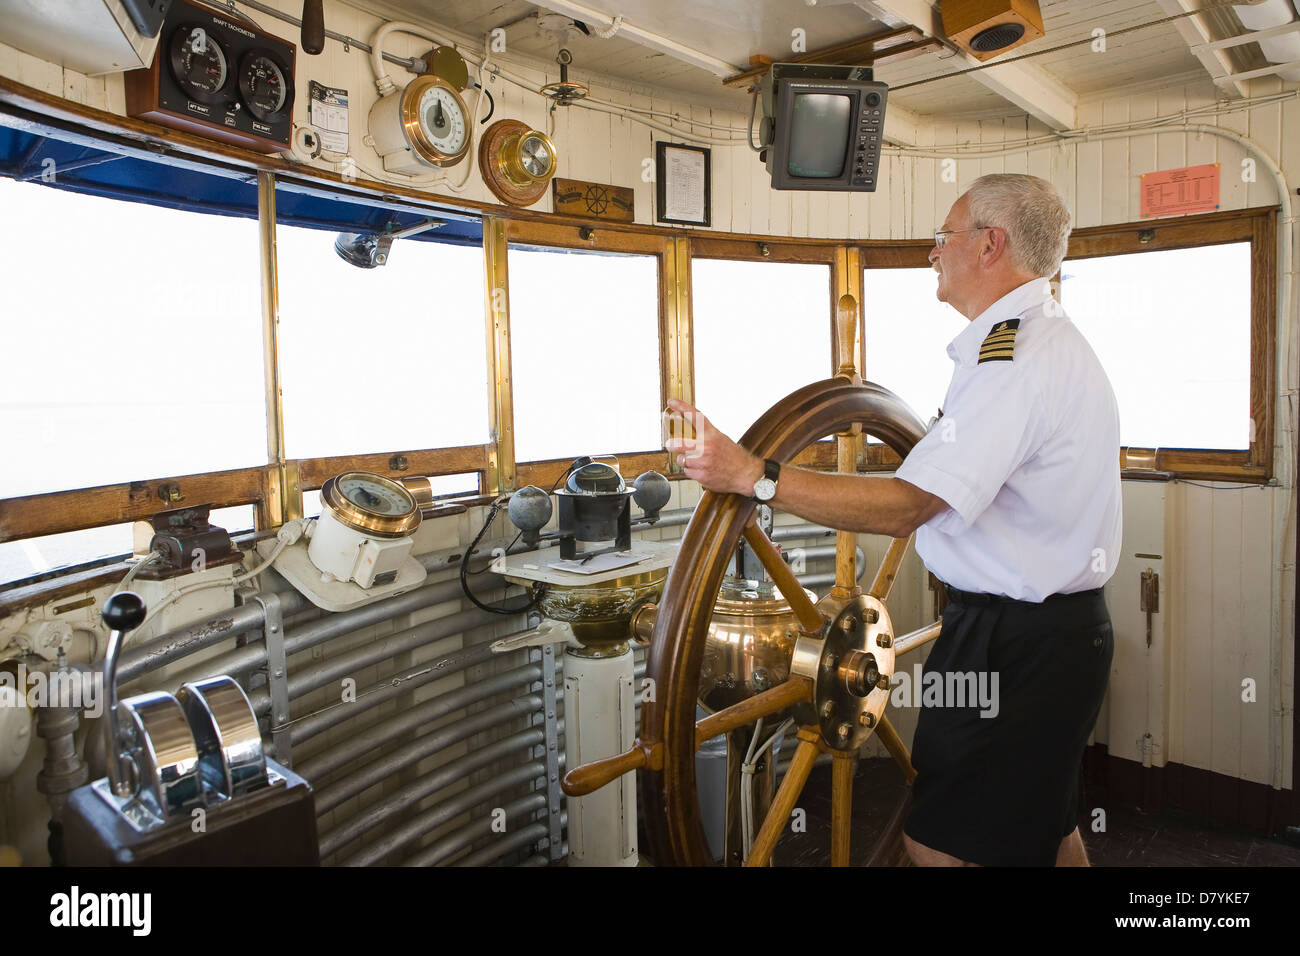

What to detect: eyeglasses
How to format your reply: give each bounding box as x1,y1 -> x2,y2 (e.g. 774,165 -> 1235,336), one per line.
933,226 -> 991,249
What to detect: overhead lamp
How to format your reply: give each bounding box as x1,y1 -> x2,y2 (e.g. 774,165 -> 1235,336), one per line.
332,218 -> 444,268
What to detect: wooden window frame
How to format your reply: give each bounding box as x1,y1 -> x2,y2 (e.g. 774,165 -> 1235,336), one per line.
502,218 -> 676,477
1066,206 -> 1276,483
856,206 -> 1278,482
689,236 -> 842,469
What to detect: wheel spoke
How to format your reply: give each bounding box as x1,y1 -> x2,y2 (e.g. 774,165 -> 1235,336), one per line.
832,425 -> 862,596
831,752 -> 855,866
745,727 -> 821,867
742,519 -> 823,634
695,678 -> 811,748
894,620 -> 942,657
874,714 -> 917,785
867,534 -> 912,601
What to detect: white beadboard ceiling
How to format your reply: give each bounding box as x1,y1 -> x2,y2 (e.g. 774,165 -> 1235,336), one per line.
376,0 -> 1283,120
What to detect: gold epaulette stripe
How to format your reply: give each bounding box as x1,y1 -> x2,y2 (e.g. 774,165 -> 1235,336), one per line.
978,317 -> 1020,364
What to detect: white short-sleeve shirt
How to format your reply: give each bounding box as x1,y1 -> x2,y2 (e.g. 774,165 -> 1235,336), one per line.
895,277 -> 1122,602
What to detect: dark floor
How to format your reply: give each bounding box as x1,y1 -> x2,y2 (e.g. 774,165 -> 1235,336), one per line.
770,756 -> 1300,867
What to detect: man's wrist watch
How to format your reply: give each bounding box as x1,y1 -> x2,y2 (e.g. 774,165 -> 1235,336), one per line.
752,459 -> 780,502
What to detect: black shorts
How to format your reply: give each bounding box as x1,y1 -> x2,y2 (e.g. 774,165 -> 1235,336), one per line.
902,586 -> 1113,866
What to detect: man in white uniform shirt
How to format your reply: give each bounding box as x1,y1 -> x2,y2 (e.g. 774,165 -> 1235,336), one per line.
667,173 -> 1121,866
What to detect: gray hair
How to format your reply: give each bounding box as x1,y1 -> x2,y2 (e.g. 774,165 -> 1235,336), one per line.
964,173 -> 1072,277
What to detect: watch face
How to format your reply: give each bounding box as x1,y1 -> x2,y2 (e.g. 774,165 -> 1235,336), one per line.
754,477 -> 777,501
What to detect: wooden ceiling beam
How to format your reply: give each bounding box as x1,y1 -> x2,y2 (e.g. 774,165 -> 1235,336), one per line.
850,0 -> 1078,131
1154,0 -> 1249,98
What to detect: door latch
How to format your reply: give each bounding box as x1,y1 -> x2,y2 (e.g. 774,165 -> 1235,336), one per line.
1140,568 -> 1159,647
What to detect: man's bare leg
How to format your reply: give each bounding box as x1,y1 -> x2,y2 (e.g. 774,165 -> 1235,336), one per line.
1056,826 -> 1090,866
904,833 -> 979,867
905,828 -> 1089,866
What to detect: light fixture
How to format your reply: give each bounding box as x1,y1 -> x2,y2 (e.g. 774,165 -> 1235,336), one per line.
333,218 -> 445,268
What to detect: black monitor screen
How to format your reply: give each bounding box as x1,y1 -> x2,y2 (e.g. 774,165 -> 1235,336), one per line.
786,93 -> 852,178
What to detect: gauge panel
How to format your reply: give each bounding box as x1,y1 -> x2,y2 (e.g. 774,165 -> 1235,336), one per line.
126,0 -> 296,153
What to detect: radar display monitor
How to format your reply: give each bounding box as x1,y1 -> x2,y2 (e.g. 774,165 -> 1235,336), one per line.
761,63 -> 888,192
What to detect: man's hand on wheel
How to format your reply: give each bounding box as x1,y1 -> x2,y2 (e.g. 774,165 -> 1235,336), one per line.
664,398 -> 764,497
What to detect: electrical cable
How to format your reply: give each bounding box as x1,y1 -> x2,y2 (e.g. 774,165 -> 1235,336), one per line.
113,549 -> 163,594
748,90 -> 764,153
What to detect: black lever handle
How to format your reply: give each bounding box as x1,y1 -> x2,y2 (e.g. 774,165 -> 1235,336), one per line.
102,591 -> 146,632
302,0 -> 325,56
101,591 -> 147,798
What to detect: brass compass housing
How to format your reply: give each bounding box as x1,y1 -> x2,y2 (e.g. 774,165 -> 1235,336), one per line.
319,472 -> 421,538
478,119 -> 558,206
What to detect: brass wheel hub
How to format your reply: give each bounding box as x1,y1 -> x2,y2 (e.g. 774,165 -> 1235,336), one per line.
790,594 -> 895,752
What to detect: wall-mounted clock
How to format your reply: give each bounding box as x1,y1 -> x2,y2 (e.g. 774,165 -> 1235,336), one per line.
478,119 -> 558,207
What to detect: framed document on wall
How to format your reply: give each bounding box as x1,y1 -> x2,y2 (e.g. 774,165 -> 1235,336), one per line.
656,142 -> 711,226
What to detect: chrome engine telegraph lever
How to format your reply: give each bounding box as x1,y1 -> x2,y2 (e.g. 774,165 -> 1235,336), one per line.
101,592 -> 147,799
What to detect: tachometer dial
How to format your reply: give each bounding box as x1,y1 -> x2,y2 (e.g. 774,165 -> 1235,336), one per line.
168,24 -> 229,105
238,50 -> 292,122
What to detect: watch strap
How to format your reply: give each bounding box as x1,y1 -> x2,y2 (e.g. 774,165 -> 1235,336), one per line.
764,459 -> 780,482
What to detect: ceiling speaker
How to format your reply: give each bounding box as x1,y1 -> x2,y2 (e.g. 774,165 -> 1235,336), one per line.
939,0 -> 1045,62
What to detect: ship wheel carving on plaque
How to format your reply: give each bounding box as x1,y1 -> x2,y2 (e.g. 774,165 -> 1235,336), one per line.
563,295 -> 945,866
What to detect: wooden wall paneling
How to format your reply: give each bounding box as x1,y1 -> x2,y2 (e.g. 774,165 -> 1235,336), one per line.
768,155 -> 792,239
1105,482 -> 1162,760
1026,118 -> 1052,184
1179,485 -> 1215,783
1202,112 -> 1240,216
1073,100 -> 1103,229
14,46 -> 62,97
910,122 -> 935,242
790,169 -> 810,239
1206,494 -> 1248,822
579,92 -> 611,187
932,119 -> 962,231
807,176 -> 830,241
629,87 -> 657,228
1239,486 -> 1275,787
104,70 -> 126,116
1125,93 -> 1158,225
709,105 -> 733,234
888,149 -> 907,240
1209,487 -> 1244,820
1100,98 -> 1129,225
846,173 -> 866,242
976,116 -> 1005,179
754,105 -> 769,235
1181,101 -> 1222,217
60,68 -> 85,108
1001,115 -> 1028,176
1247,80 -> 1283,216
730,114 -> 754,236
1165,481 -> 1186,770
1153,85 -> 1187,192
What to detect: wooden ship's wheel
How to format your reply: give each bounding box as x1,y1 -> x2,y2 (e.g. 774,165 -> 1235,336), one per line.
563,296 -> 944,866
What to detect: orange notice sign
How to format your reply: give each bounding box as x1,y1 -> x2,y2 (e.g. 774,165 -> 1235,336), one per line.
1139,163 -> 1220,218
